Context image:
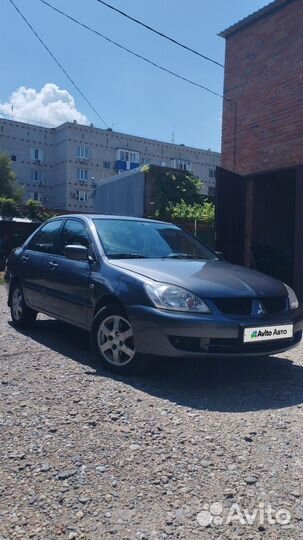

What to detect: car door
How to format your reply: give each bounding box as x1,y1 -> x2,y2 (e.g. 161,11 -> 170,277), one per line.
21,219 -> 64,311
43,218 -> 92,326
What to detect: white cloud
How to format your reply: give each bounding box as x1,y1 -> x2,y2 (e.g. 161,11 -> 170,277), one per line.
0,83 -> 89,127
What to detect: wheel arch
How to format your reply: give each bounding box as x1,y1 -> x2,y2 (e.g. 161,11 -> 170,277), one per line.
93,294 -> 127,319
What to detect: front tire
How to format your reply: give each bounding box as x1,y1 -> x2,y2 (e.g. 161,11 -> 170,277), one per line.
10,283 -> 37,329
91,304 -> 146,375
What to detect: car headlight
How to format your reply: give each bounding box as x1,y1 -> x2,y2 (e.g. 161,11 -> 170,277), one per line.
144,282 -> 211,313
284,284 -> 299,310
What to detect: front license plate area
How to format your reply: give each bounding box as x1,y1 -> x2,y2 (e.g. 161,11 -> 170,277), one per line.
243,324 -> 293,343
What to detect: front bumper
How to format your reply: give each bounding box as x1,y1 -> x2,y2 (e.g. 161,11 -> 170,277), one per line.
127,305 -> 303,357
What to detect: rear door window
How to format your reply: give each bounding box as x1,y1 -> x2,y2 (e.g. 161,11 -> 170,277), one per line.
28,220 -> 63,254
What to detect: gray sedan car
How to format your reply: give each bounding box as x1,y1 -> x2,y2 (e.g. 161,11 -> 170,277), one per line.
4,215 -> 303,374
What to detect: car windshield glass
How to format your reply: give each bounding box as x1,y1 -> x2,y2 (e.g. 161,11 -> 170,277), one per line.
93,219 -> 216,260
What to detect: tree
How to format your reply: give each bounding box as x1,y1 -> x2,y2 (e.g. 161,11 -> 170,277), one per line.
144,165 -> 203,217
0,153 -> 23,201
0,154 -> 53,221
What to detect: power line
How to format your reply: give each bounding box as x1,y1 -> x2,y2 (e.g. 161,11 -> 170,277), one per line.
95,0 -> 224,69
39,0 -> 224,99
8,0 -> 109,128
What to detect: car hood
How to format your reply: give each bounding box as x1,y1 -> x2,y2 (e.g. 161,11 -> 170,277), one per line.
110,259 -> 287,298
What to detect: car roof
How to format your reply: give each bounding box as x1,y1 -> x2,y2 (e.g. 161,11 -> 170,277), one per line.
50,214 -> 171,225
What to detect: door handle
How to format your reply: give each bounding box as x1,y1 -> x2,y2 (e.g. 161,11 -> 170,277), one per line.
48,261 -> 58,270
22,255 -> 29,263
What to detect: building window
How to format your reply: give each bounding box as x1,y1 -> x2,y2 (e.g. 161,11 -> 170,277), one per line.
103,161 -> 111,169
161,161 -> 167,167
116,149 -> 140,163
171,159 -> 192,171
32,170 -> 41,182
209,169 -> 215,178
77,168 -> 88,181
31,148 -> 44,162
208,187 -> 215,197
77,146 -> 90,160
76,190 -> 88,202
11,155 -> 16,161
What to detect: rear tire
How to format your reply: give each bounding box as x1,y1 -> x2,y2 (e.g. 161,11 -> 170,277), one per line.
91,304 -> 148,375
10,283 -> 37,329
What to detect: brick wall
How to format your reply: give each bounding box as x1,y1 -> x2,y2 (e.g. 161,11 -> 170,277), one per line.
221,0 -> 303,175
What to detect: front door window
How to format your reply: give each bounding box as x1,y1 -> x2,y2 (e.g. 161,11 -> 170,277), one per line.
58,219 -> 91,255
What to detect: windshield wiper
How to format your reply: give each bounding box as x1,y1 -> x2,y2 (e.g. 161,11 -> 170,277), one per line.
163,254 -> 208,260
108,253 -> 147,259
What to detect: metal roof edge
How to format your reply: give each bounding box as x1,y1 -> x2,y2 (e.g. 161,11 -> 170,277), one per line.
219,0 -> 296,38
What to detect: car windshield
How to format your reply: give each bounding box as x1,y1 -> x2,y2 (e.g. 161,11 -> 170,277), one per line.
93,219 -> 217,260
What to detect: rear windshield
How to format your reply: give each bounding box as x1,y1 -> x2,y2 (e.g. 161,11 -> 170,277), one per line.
93,219 -> 216,260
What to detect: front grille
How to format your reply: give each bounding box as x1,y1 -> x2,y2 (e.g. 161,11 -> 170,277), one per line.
212,298 -> 252,315
212,296 -> 287,316
261,296 -> 286,314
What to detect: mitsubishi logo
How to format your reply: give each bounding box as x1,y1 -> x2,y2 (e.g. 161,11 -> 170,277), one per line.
256,302 -> 265,315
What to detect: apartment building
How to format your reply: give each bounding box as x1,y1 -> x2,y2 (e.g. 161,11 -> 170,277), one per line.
0,118 -> 220,210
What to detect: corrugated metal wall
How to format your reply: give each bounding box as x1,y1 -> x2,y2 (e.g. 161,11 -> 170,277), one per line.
94,172 -> 145,217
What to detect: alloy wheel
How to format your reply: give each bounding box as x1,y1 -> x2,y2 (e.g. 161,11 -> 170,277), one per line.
12,288 -> 23,321
97,315 -> 135,366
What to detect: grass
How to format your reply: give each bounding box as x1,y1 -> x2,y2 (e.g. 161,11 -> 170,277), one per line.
0,272 -> 4,286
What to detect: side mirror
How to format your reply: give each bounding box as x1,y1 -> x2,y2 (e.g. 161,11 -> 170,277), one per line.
65,244 -> 89,261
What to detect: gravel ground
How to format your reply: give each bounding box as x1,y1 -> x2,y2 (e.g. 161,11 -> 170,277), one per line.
1,285 -> 303,540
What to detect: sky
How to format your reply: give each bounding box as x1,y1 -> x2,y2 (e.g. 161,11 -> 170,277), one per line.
2,0 -> 270,152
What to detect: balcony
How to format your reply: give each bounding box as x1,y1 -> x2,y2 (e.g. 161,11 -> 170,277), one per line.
115,160 -> 140,172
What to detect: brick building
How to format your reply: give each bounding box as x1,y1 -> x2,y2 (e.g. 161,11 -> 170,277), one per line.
216,0 -> 303,298
220,0 -> 303,175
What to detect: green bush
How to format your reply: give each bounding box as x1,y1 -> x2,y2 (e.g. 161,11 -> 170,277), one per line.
0,197 -> 54,222
0,197 -> 20,218
167,200 -> 215,223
